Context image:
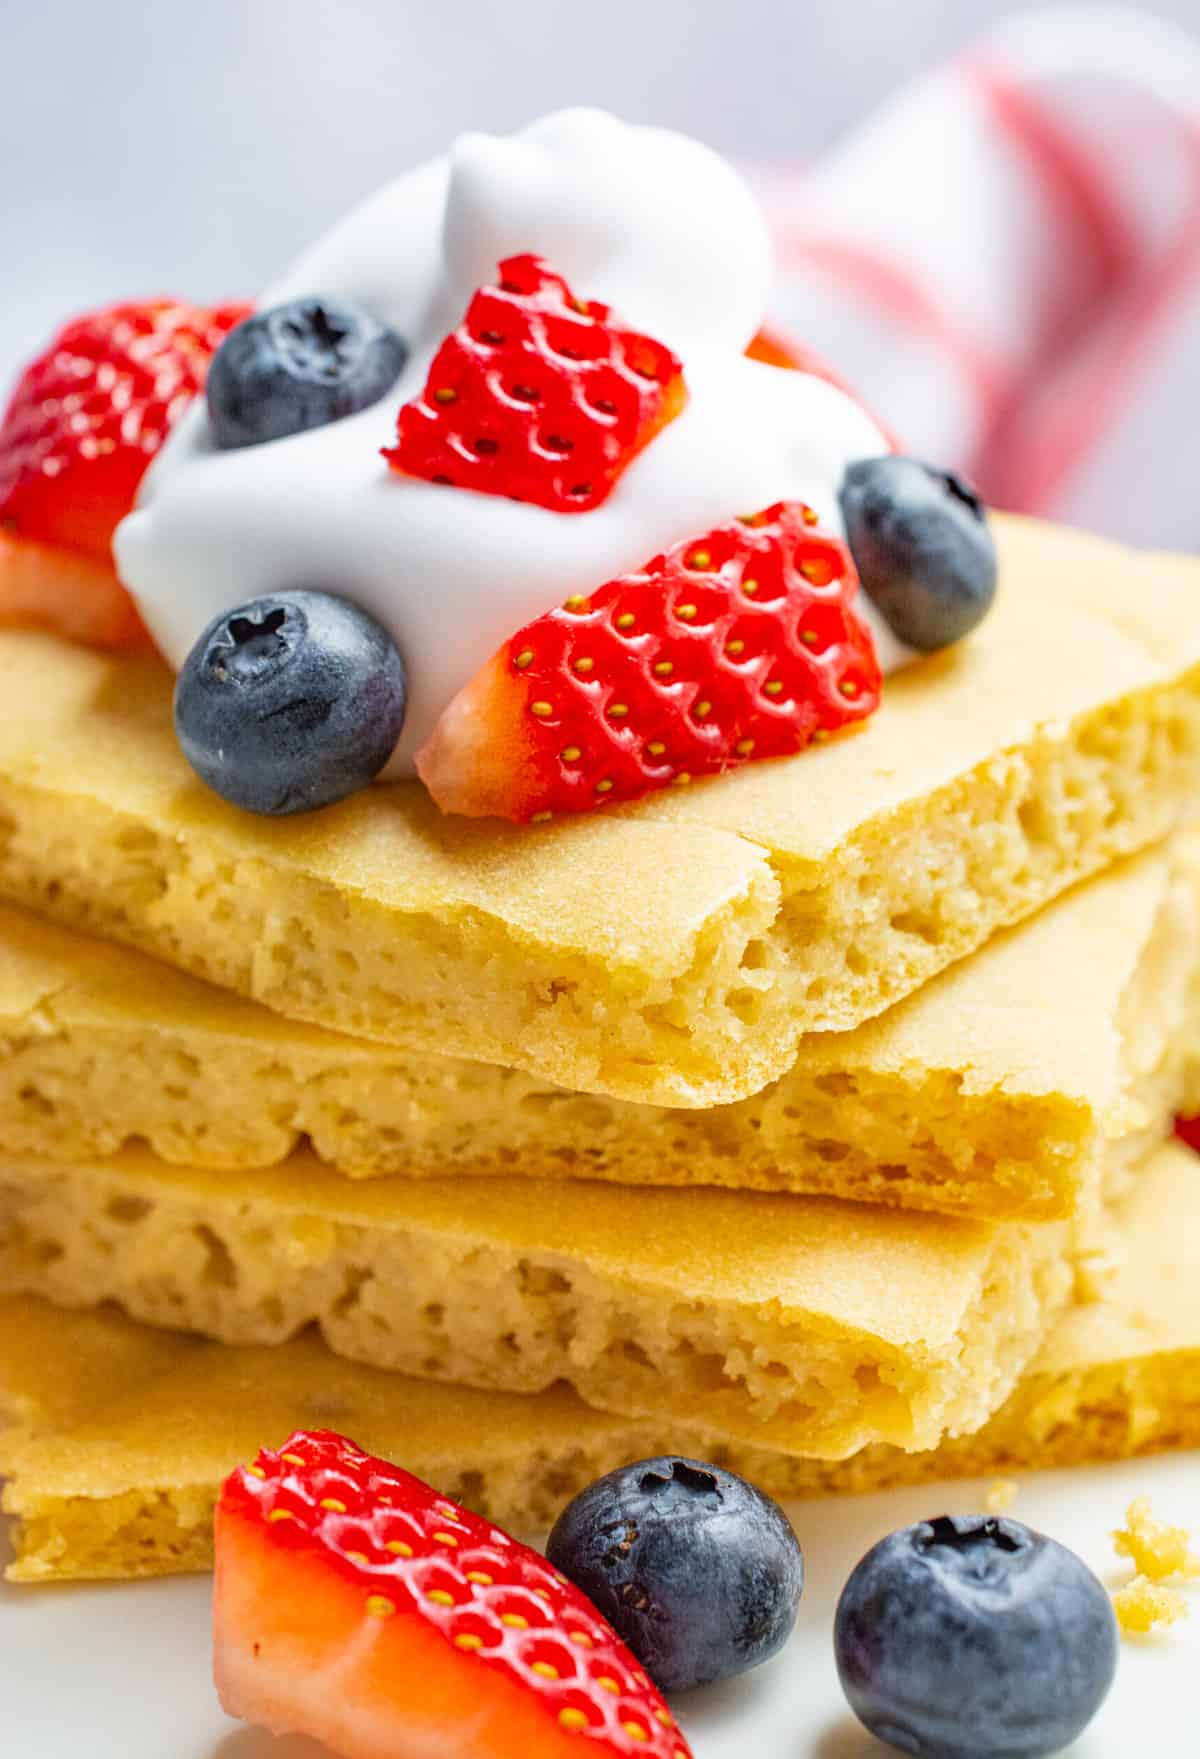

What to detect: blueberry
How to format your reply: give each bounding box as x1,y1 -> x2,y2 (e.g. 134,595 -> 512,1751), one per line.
206,297 -> 407,449
835,1514 -> 1118,1758
545,1457 -> 803,1694
839,456 -> 998,651
174,590 -> 406,815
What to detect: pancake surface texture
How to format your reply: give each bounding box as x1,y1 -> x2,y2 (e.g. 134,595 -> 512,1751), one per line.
2,1144 -> 1196,1582
0,517 -> 1196,1105
0,1143 -> 1072,1457
0,839 -> 1193,1217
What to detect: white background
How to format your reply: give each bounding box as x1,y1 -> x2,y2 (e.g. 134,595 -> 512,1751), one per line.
3,1452 -> 1198,1755
3,0 -> 1199,392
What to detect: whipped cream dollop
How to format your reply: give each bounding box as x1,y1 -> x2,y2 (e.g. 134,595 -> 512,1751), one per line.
116,108 -> 899,778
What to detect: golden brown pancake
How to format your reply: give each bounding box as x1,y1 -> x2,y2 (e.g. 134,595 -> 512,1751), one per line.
3,1143 -> 1196,1583
0,516 -> 1196,1107
0,839 -> 1191,1219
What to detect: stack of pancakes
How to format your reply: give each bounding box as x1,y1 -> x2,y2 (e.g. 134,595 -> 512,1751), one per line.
2,514 -> 1200,1583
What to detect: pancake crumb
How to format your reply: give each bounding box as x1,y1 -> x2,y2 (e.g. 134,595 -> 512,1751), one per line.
1113,1497 -> 1200,1582
1113,1576 -> 1189,1637
1073,1244 -> 1121,1304
984,1478 -> 1018,1513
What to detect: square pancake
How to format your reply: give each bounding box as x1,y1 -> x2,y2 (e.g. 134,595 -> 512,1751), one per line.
3,1142 -> 1197,1583
0,837 -> 1193,1220
0,515 -> 1196,1107
0,1141 -> 1074,1460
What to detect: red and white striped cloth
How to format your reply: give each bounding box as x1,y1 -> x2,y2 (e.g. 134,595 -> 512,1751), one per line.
761,7 -> 1200,550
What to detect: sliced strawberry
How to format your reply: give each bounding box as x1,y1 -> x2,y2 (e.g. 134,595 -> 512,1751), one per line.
215,1430 -> 691,1759
0,297 -> 250,559
418,501 -> 881,822
0,528 -> 150,649
386,254 -> 686,513
0,297 -> 249,650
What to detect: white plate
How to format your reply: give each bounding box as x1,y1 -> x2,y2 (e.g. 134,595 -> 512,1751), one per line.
3,1451 -> 1196,1756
